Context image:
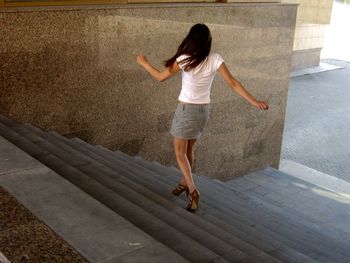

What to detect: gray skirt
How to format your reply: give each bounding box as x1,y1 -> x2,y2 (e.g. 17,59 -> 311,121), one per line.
170,103 -> 210,140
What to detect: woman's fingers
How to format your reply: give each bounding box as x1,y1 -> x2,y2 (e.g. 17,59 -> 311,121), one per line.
261,101 -> 269,110
136,54 -> 148,65
255,101 -> 269,110
136,54 -> 143,63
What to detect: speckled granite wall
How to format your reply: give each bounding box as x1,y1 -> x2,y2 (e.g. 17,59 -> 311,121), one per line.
0,3 -> 297,179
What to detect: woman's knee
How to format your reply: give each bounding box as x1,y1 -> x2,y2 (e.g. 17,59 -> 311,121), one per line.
173,138 -> 187,157
175,150 -> 187,161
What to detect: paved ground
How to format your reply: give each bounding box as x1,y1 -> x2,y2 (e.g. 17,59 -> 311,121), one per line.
281,59 -> 350,182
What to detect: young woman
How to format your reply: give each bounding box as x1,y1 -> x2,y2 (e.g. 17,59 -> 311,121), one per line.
136,23 -> 268,212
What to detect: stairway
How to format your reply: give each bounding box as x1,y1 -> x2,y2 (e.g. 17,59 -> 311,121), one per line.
0,114 -> 349,263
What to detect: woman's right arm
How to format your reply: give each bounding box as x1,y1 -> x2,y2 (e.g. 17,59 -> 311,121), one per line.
218,63 -> 268,110
136,54 -> 180,82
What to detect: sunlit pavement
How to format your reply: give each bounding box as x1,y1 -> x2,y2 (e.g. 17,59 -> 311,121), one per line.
282,59 -> 350,182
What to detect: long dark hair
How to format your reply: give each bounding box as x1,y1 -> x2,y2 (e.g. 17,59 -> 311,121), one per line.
164,24 -> 212,71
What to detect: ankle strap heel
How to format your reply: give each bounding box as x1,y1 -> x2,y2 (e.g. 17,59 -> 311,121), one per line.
172,184 -> 189,196
187,189 -> 200,212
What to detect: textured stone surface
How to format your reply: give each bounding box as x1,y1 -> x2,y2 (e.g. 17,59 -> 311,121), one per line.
281,0 -> 333,24
0,3 -> 297,179
291,48 -> 322,70
0,186 -> 88,263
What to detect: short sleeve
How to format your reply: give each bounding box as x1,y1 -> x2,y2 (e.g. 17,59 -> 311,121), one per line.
215,53 -> 224,71
176,54 -> 188,70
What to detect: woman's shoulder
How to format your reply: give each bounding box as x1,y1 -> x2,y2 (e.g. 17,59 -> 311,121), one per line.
207,53 -> 224,71
208,52 -> 224,64
209,52 -> 223,59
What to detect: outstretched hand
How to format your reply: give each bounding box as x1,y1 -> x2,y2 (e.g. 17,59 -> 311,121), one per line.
136,54 -> 148,67
253,101 -> 269,111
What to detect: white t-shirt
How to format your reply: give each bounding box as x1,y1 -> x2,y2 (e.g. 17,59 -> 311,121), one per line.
176,52 -> 224,104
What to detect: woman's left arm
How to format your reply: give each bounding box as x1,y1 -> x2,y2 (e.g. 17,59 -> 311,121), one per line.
136,54 -> 180,82
218,63 -> 269,111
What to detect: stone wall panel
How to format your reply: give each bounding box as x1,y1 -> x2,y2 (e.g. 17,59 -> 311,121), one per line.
0,3 -> 297,179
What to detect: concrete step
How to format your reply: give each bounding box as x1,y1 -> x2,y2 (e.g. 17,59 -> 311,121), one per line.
113,151 -> 350,263
236,165 -> 350,237
280,159 -> 350,197
123,155 -> 350,263
0,251 -> 10,263
16,122 -> 262,263
23,125 -> 262,263
51,132 -> 283,263
220,171 -> 350,262
225,167 -> 350,225
2,114 -> 350,262
80,144 -> 324,263
201,174 -> 350,262
0,119 -> 228,263
0,133 -> 189,263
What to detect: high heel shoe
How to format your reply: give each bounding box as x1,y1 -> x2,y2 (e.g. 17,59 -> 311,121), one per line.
172,184 -> 189,196
186,189 -> 200,212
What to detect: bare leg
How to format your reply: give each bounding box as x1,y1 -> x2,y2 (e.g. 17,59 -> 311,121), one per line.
173,137 -> 196,193
187,139 -> 197,169
178,139 -> 197,186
